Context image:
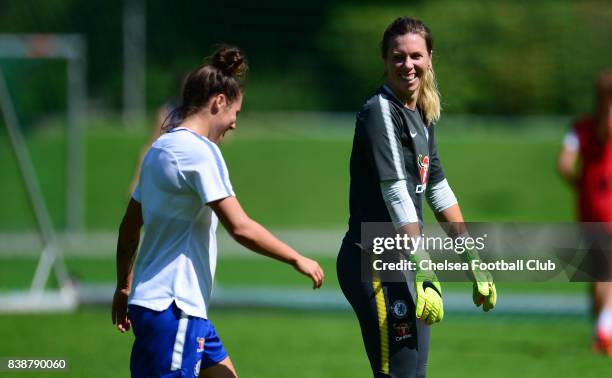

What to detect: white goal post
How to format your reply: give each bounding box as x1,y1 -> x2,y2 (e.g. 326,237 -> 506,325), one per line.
0,34 -> 87,312
0,33 -> 87,232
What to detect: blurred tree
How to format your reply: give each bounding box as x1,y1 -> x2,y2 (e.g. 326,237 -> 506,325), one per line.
0,0 -> 611,120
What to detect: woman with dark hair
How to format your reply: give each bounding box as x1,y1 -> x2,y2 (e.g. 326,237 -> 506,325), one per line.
337,17 -> 496,377
112,45 -> 324,378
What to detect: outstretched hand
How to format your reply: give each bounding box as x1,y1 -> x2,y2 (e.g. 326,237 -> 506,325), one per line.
112,287 -> 132,333
293,256 -> 324,289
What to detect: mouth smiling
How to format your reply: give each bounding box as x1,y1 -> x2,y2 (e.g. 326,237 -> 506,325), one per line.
400,73 -> 417,83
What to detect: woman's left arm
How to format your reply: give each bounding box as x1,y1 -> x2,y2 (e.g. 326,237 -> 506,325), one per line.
426,127 -> 496,311
433,202 -> 467,237
427,179 -> 464,237
429,190 -> 496,311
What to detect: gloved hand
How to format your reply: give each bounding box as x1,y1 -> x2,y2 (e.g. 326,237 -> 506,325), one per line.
471,267 -> 496,312
457,239 -> 498,312
414,266 -> 444,324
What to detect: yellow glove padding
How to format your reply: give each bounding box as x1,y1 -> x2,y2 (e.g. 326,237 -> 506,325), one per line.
415,277 -> 444,324
472,269 -> 497,312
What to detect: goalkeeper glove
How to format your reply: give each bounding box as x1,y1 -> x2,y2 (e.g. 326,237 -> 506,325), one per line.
414,262 -> 444,324
461,245 -> 497,312
471,268 -> 496,312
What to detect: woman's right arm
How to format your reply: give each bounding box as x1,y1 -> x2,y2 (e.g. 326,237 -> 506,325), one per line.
210,196 -> 324,289
112,198 -> 143,332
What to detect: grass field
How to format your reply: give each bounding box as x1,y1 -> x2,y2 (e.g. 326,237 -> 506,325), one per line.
0,255 -> 591,295
0,113 -> 574,231
0,308 -> 609,378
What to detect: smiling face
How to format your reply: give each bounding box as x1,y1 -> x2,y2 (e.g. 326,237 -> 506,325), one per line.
384,33 -> 431,108
209,93 -> 243,143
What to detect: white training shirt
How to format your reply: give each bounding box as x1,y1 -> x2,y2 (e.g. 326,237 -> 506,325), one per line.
129,127 -> 234,319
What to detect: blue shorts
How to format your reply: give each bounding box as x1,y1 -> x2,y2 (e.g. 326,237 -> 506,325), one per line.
128,302 -> 228,378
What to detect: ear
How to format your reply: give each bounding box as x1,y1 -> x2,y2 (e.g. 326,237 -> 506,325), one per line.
219,93 -> 228,105
210,94 -> 227,115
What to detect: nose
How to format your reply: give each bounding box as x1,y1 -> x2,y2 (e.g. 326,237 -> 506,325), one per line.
403,57 -> 414,70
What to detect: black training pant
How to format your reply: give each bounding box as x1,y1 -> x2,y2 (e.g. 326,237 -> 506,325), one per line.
337,240 -> 430,378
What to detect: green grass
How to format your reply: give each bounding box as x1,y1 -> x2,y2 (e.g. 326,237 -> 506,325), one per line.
0,308 -> 607,378
428,314 -> 610,378
0,115 -> 575,231
0,256 -> 590,295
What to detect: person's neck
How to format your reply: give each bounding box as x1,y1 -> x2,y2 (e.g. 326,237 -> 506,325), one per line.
180,113 -> 210,138
385,82 -> 417,110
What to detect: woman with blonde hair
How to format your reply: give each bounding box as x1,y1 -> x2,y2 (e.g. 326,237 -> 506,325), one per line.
337,17 -> 496,377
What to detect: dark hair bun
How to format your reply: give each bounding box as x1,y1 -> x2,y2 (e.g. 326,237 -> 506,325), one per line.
211,45 -> 248,79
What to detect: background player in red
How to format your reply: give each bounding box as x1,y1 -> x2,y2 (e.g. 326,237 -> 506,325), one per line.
558,68 -> 612,356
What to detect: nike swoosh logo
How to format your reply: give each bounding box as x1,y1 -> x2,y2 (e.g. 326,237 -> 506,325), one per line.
410,130 -> 417,138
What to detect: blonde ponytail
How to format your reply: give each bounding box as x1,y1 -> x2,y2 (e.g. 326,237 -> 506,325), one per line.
417,66 -> 441,126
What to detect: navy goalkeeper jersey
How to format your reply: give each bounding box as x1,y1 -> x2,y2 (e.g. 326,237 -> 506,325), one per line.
345,85 -> 446,243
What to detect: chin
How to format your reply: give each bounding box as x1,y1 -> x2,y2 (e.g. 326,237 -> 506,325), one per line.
392,81 -> 417,95
397,85 -> 417,97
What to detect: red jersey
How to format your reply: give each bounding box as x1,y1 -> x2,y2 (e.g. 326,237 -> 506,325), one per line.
575,117 -> 612,221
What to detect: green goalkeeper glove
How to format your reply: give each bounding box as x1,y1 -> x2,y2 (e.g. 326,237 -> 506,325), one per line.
461,246 -> 497,312
414,260 -> 444,324
471,268 -> 496,312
